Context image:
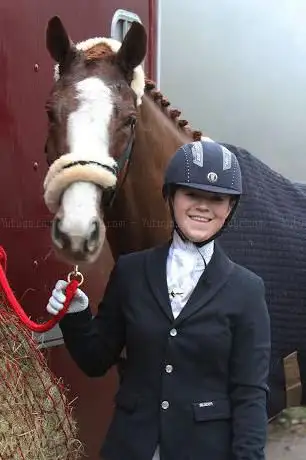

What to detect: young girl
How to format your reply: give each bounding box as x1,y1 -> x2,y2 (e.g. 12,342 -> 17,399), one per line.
47,140 -> 271,460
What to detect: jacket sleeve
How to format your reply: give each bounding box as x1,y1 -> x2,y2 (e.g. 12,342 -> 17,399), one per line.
229,276 -> 271,460
59,258 -> 126,377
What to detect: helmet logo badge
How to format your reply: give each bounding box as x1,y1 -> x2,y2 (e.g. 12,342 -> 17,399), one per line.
207,172 -> 218,183
191,141 -> 204,167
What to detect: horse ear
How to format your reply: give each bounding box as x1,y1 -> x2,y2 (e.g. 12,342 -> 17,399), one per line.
116,22 -> 147,74
46,16 -> 75,64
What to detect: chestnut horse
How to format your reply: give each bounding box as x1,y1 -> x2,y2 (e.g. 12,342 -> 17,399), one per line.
43,16 -> 306,418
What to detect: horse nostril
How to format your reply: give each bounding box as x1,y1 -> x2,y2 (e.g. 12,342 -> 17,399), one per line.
52,218 -> 70,250
52,218 -> 62,242
85,220 -> 100,253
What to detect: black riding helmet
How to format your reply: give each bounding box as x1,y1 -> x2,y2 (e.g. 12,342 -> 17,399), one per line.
162,139 -> 243,246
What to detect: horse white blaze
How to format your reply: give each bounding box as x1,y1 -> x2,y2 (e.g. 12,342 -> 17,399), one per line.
59,76 -> 113,246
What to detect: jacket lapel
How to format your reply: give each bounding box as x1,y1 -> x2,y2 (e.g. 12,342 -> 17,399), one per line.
174,243 -> 234,325
144,242 -> 174,321
144,241 -> 235,324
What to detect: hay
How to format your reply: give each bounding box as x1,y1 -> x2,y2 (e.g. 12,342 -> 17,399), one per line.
0,294 -> 84,459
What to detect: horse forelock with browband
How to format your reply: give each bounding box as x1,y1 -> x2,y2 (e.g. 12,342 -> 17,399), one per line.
54,37 -> 145,106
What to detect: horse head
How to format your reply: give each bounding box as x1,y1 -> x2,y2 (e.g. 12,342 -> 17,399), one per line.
44,16 -> 147,264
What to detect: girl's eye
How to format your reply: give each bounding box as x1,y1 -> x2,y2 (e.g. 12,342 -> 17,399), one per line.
187,192 -> 198,199
186,192 -> 225,202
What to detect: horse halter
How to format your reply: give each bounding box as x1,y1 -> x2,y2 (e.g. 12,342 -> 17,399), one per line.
102,118 -> 136,207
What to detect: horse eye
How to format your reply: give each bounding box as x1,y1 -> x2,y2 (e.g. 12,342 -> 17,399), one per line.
46,108 -> 56,123
124,116 -> 136,127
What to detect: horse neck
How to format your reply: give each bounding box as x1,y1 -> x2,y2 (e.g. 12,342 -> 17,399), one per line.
104,91 -> 193,258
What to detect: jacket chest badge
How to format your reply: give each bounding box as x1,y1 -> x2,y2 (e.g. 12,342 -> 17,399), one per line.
198,401 -> 214,407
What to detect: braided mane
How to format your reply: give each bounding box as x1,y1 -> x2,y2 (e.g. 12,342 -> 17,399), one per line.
144,79 -> 203,142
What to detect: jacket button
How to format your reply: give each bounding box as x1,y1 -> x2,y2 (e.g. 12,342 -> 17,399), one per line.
165,364 -> 173,373
161,400 -> 169,410
170,328 -> 177,337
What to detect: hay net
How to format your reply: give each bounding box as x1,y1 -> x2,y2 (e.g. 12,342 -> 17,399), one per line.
0,292 -> 83,460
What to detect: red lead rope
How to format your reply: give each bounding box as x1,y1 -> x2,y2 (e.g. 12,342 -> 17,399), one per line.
0,245 -> 79,333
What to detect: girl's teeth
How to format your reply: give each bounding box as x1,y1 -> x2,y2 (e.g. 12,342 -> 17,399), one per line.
191,217 -> 209,222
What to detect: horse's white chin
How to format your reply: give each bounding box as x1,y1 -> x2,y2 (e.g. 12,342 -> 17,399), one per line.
52,241 -> 103,266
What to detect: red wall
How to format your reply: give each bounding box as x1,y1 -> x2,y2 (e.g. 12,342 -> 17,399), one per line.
0,1 -> 156,458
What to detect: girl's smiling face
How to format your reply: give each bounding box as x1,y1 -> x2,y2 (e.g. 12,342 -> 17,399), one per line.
173,186 -> 234,243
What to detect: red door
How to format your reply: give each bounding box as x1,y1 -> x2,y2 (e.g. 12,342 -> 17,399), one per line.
0,1 -> 156,458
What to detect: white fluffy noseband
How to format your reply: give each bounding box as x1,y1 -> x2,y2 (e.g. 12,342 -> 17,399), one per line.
43,154 -> 117,213
54,36 -> 145,106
